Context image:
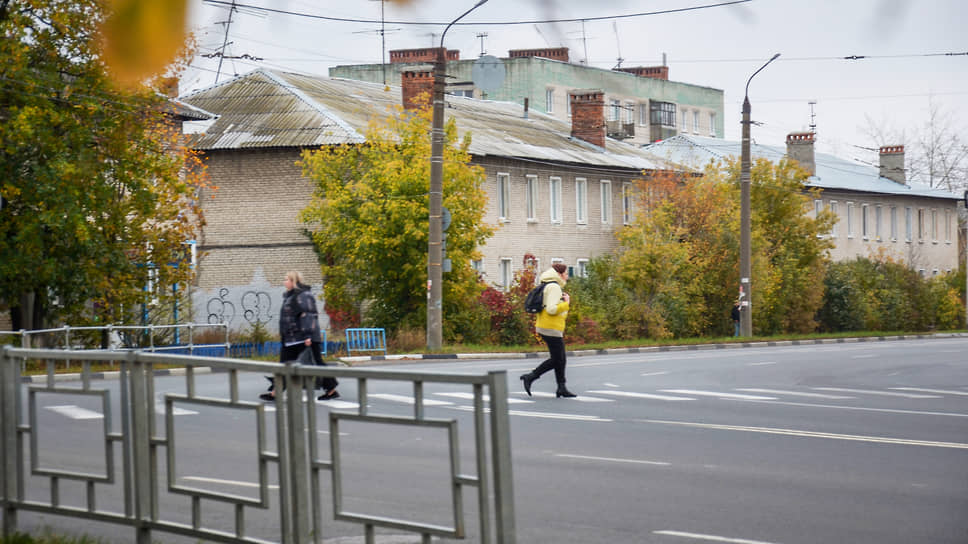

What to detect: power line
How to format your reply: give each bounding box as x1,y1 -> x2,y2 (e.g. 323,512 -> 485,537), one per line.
199,0 -> 753,26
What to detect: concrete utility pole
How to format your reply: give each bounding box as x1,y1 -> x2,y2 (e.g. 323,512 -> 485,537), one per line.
739,53 -> 780,337
427,0 -> 489,351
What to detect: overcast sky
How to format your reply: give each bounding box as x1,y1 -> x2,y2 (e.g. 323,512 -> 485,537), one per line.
184,0 -> 967,165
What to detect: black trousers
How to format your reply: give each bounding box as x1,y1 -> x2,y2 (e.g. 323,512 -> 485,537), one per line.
530,334 -> 567,384
279,342 -> 338,391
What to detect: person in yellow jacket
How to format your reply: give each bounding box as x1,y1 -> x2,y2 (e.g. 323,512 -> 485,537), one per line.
520,263 -> 577,398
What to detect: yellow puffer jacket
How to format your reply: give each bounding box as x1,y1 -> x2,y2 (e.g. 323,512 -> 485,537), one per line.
534,267 -> 568,337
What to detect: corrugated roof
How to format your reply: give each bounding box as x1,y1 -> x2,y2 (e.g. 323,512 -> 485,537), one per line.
179,68 -> 664,171
645,134 -> 960,202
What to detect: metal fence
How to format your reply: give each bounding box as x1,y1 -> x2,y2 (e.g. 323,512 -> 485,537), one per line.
0,323 -> 229,352
0,346 -> 516,544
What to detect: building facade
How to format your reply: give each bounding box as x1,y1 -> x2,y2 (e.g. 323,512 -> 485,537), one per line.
330,46 -> 724,146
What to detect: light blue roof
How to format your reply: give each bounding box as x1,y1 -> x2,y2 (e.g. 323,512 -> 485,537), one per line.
645,134 -> 960,202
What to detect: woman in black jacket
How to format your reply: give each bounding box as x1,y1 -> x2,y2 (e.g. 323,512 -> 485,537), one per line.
260,271 -> 339,401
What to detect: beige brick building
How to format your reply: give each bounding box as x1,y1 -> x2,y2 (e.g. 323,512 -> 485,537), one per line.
180,69 -> 667,334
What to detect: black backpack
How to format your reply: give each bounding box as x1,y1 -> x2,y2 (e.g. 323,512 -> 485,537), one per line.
524,282 -> 550,314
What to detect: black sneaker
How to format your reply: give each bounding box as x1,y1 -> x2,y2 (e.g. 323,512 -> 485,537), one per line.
317,390 -> 340,401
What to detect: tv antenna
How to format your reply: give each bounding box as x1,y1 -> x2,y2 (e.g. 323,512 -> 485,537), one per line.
476,32 -> 488,57
203,0 -> 265,83
808,100 -> 817,133
361,0 -> 401,85
566,20 -> 593,65
612,21 -> 624,69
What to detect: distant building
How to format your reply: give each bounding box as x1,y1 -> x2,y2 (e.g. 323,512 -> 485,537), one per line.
646,133 -> 964,275
330,46 -> 723,146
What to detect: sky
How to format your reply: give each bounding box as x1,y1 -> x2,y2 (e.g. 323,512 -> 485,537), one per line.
183,0 -> 967,168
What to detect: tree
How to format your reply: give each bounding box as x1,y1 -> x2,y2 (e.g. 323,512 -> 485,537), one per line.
616,157 -> 835,337
0,0 -> 209,332
298,101 -> 492,337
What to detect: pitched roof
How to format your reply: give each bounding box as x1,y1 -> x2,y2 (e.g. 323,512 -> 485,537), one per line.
645,134 -> 960,202
179,68 -> 664,171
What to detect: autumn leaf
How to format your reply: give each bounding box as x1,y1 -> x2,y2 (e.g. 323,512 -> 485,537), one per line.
100,0 -> 189,86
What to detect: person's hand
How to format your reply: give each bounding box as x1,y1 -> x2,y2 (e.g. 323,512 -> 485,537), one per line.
562,292 -> 570,303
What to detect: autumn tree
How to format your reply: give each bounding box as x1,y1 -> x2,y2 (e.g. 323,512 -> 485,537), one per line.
0,0 -> 209,332
616,157 -> 835,337
298,103 -> 492,338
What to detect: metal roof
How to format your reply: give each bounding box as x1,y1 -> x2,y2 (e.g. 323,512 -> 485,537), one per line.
645,134 -> 960,202
179,68 -> 665,171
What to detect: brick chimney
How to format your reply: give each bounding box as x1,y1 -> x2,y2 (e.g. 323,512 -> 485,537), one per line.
614,66 -> 669,80
508,47 -> 570,62
879,145 -> 905,185
785,132 -> 816,176
390,47 -> 459,63
569,90 -> 605,148
401,69 -> 434,111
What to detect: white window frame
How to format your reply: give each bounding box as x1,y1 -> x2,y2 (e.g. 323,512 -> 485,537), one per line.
680,109 -> 688,132
638,103 -> 648,126
931,208 -> 938,242
549,176 -> 562,224
622,182 -> 633,225
525,175 -> 538,222
945,209 -> 952,243
709,112 -> 716,136
917,208 -> 925,242
545,88 -> 554,113
890,206 -> 897,241
471,259 -> 484,274
875,205 -> 882,241
692,110 -> 700,134
814,199 -> 823,218
600,180 -> 612,224
609,99 -> 620,122
830,201 -> 838,237
575,177 -> 587,225
576,258 -> 589,278
846,202 -> 854,238
905,206 -> 913,242
861,204 -> 869,240
497,172 -> 510,221
500,258 -> 512,290
625,101 -> 635,124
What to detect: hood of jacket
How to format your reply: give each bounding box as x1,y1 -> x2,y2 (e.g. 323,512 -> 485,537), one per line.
539,267 -> 565,286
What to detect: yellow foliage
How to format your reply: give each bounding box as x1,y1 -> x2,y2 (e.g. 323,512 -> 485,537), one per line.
100,0 -> 189,86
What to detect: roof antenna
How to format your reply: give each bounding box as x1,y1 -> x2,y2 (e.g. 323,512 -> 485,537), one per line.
476,32 -> 488,57
612,21 -> 624,69
808,100 -> 817,133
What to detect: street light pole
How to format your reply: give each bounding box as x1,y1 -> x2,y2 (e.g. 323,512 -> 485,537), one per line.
739,53 -> 780,337
427,0 -> 488,351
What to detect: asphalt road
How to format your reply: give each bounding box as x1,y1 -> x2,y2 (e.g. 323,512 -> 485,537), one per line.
12,336 -> 968,544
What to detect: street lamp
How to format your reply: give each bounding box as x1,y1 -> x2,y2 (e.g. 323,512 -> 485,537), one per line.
427,0 -> 488,351
739,53 -> 780,337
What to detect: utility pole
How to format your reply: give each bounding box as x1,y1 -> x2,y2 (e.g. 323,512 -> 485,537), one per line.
427,0 -> 489,351
739,53 -> 780,337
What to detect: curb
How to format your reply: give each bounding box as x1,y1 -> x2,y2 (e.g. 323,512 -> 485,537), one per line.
19,332 -> 968,382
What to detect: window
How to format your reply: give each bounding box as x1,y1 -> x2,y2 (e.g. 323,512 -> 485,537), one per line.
576,178 -> 587,224
814,199 -> 823,218
875,205 -> 882,241
650,101 -> 676,127
917,208 -> 925,241
830,201 -> 838,237
625,101 -> 635,123
709,112 -> 716,136
576,259 -> 589,278
890,206 -> 897,241
945,209 -> 952,242
566,97 -> 571,117
680,109 -> 688,132
692,110 -> 700,133
549,176 -> 562,223
600,180 -> 612,224
471,259 -> 483,274
639,103 -> 648,126
931,209 -> 937,242
622,182 -> 633,225
861,204 -> 869,240
525,175 -> 538,221
500,258 -> 512,290
846,202 -> 854,238
545,89 -> 554,113
497,173 -> 510,221
609,99 -> 621,121
905,206 -> 912,242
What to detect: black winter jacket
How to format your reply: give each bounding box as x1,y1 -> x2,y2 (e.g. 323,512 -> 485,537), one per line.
279,284 -> 322,345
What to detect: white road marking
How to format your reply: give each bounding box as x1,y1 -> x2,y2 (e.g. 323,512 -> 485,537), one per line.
435,392 -> 533,404
603,382 -> 621,387
710,399 -> 968,418
451,406 -> 611,422
555,453 -> 670,466
640,371 -> 670,377
527,391 -> 613,402
890,387 -> 968,396
368,394 -> 452,406
181,476 -> 279,490
735,388 -> 852,399
851,354 -> 877,359
654,529 -> 780,544
587,390 -> 694,401
157,405 -> 199,416
812,387 -> 940,398
643,419 -> 968,449
45,405 -> 103,420
661,389 -> 776,400
314,399 -> 360,409
746,362 -> 777,366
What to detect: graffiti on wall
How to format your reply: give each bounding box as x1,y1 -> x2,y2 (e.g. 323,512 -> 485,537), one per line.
241,290 -> 273,325
206,288 -> 236,325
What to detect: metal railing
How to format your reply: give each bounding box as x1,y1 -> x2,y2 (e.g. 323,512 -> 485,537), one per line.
0,323 -> 229,352
0,346 -> 516,544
